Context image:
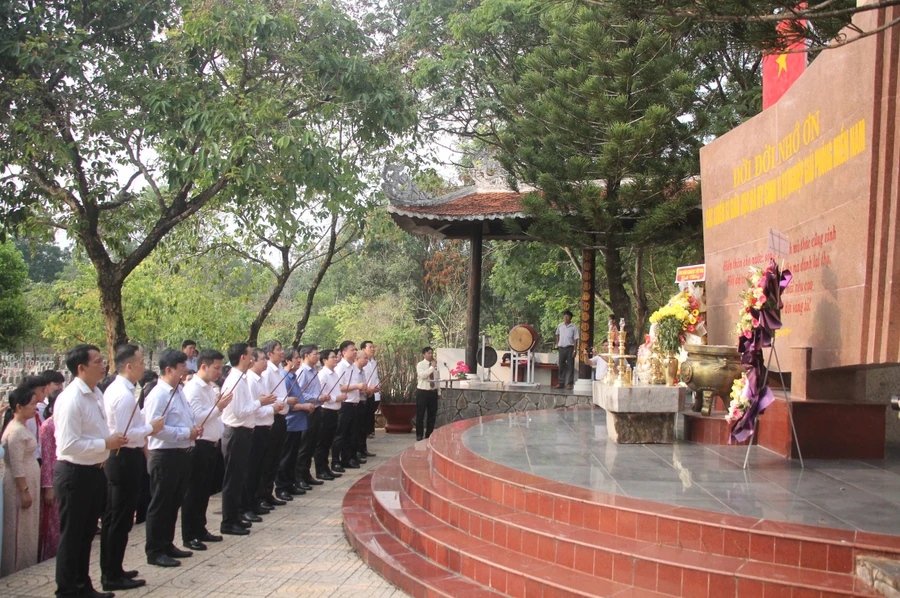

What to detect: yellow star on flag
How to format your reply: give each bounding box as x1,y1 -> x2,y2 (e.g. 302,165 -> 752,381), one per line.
775,53 -> 788,76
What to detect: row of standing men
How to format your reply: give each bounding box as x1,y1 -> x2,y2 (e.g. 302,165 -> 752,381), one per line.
51,339 -> 380,597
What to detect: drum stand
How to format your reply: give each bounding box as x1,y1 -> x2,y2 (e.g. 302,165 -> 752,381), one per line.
507,350 -> 538,388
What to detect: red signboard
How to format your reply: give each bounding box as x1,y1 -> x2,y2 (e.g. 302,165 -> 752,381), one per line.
676,264 -> 706,284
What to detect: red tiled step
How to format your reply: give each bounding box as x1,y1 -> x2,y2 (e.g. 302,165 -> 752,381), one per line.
342,473 -> 506,598
426,415 -> 900,575
399,443 -> 877,598
372,454 -> 651,597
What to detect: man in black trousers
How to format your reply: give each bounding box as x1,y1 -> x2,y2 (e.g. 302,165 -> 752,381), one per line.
143,349 -> 202,568
54,344 -> 128,598
219,343 -> 268,536
182,349 -> 232,551
101,345 -> 164,591
314,349 -> 344,480
332,341 -> 365,471
415,347 -> 439,441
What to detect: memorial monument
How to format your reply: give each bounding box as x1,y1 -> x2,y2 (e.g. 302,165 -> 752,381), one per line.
699,7 -> 899,458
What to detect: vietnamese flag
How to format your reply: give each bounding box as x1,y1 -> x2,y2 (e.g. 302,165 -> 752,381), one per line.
762,12 -> 808,109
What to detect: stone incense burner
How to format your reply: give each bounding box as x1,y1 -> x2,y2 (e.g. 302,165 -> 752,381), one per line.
679,344 -> 743,416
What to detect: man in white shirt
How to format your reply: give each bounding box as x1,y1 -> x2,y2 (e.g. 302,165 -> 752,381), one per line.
181,349 -> 232,552
555,310 -> 578,389
182,340 -> 198,372
143,349 -> 201,568
54,344 -> 127,598
243,348 -> 281,521
256,340 -> 294,509
359,340 -> 380,458
220,343 -> 273,536
314,349 -> 346,479
332,341 -> 367,471
100,344 -> 164,591
415,347 -> 439,441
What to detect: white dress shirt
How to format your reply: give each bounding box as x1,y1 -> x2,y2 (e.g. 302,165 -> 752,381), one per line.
556,322 -> 578,347
105,375 -> 154,449
54,377 -> 109,465
221,368 -> 258,429
261,360 -> 290,419
317,366 -> 341,411
185,356 -> 198,372
362,359 -> 380,402
248,370 -> 276,426
416,360 -> 436,391
589,355 -> 610,380
184,376 -> 223,443
143,379 -> 194,450
334,360 -> 360,404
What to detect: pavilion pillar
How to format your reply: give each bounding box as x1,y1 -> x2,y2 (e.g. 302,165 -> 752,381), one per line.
578,248 -> 596,380
465,226 -> 483,374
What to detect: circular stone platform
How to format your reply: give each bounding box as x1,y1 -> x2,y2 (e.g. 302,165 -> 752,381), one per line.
462,408 -> 900,536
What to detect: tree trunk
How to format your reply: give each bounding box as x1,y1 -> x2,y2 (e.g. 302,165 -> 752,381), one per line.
247,270 -> 290,347
292,217 -> 340,348
632,248 -> 649,346
96,264 -> 128,364
603,235 -> 635,354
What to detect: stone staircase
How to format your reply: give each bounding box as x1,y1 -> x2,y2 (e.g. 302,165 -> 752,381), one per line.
344,412 -> 900,597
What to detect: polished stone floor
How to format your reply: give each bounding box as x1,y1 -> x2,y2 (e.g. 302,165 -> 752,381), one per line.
462,408 -> 900,536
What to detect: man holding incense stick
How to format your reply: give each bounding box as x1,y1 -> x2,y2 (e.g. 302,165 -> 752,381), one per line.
332,341 -> 365,471
143,349 -> 202,568
359,341 -> 380,460
315,349 -> 345,480
220,343 -> 271,536
243,348 -> 281,521
257,340 -> 294,508
182,349 -> 232,552
100,344 -> 164,590
276,345 -> 318,500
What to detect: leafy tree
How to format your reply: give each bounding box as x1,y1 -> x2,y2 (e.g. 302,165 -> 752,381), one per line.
14,239 -> 70,283
574,0 -> 897,52
0,0 -> 411,359
0,241 -> 31,349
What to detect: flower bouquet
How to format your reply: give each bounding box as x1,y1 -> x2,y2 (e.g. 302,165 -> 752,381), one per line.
649,290 -> 703,354
725,373 -> 750,424
449,361 -> 470,380
729,260 -> 792,443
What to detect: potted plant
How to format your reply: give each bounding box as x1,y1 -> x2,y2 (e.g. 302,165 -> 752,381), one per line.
376,338 -> 421,434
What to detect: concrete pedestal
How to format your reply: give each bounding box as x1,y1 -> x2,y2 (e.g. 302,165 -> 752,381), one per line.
593,382 -> 686,444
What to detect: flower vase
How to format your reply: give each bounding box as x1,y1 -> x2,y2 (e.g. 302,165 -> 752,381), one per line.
664,353 -> 679,386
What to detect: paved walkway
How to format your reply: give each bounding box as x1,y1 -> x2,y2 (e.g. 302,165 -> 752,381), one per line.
1,430 -> 417,598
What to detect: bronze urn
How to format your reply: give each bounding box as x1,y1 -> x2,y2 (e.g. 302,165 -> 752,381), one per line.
679,344 -> 743,416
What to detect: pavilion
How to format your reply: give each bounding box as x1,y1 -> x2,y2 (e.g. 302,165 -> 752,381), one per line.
381,154 -> 598,379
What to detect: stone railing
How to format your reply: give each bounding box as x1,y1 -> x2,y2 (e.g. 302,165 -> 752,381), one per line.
436,387 -> 593,428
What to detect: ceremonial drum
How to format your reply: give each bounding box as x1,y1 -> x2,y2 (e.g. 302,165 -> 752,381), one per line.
507,324 -> 539,352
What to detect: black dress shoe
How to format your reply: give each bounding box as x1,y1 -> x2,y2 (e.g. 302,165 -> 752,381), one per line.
251,504 -> 270,516
242,511 -> 262,523
289,485 -> 307,495
148,554 -> 181,568
221,523 -> 250,536
343,461 -> 360,469
316,472 -> 335,481
102,576 -> 146,591
265,495 -> 286,506
237,519 -> 253,528
123,570 -> 139,579
331,463 -> 345,473
298,480 -> 312,491
184,539 -> 207,551
362,450 -> 376,457
167,545 -> 193,559
304,476 -> 324,486
88,591 -> 115,598
355,457 -> 367,464
275,490 -> 294,502
326,469 -> 342,478
201,532 -> 223,542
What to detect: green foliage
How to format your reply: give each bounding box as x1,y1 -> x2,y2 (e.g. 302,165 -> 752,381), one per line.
14,239 -> 70,283
656,316 -> 683,354
0,241 -> 32,349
